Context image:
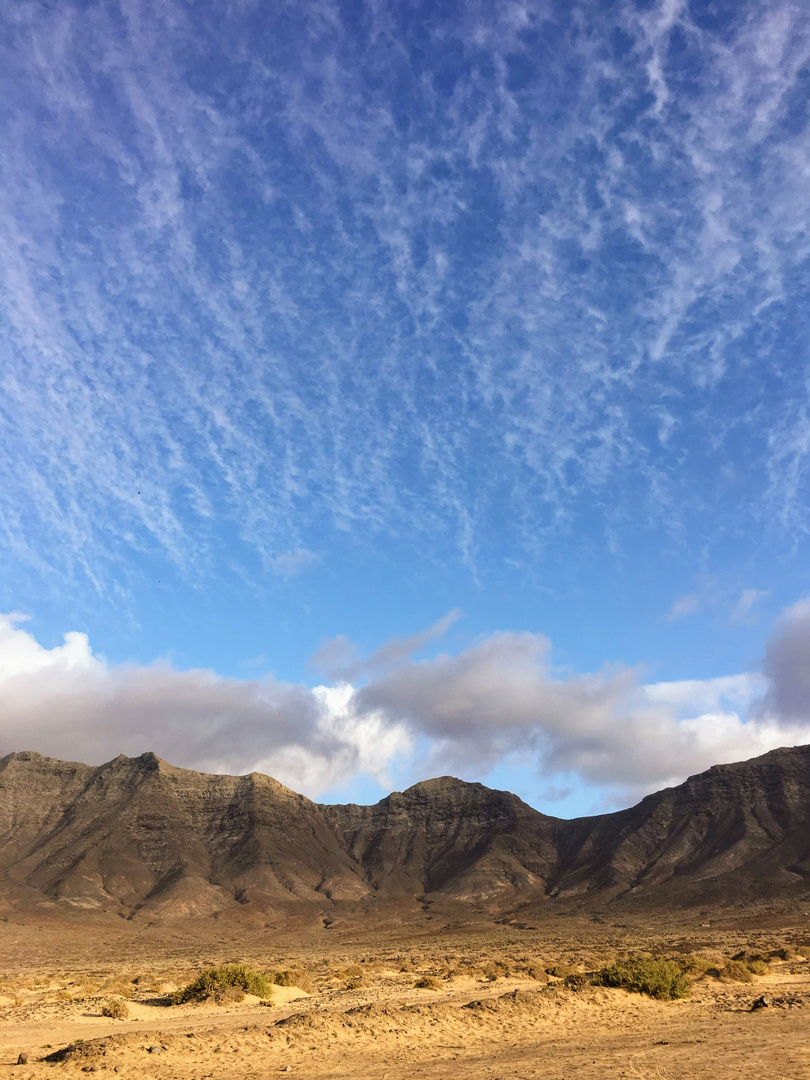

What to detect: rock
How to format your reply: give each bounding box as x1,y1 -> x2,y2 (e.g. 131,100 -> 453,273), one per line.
16,1052 -> 28,1065
751,996 -> 772,1010
147,1045 -> 162,1054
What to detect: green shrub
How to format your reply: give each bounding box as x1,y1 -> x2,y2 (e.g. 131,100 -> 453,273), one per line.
592,956 -> 691,1001
170,965 -> 272,1005
747,960 -> 769,976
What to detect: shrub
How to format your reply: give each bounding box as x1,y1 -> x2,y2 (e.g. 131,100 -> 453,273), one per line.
414,976 -> 442,990
525,963 -> 549,983
340,965 -> 363,979
718,960 -> 753,983
769,946 -> 798,961
273,969 -> 315,993
546,964 -> 578,979
101,998 -> 129,1019
170,965 -> 272,1005
675,954 -> 714,977
747,960 -> 769,976
592,956 -> 692,1001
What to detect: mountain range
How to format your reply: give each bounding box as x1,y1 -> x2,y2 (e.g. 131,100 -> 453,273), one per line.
0,745 -> 808,923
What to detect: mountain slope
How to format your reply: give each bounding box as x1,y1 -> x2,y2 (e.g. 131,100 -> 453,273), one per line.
0,751 -> 367,917
0,745 -> 808,920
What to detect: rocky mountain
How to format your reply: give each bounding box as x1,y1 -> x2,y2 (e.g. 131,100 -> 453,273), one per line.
0,745 -> 808,921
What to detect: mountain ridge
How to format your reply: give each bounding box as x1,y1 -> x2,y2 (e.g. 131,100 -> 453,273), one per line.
1,744 -> 809,921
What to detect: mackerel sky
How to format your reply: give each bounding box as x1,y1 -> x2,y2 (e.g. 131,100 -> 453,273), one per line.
2,0 -> 810,814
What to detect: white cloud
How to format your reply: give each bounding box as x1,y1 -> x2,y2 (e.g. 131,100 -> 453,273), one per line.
2,600 -> 810,809
729,587 -> 769,625
666,593 -> 700,622
1,0 -> 810,601
268,548 -> 320,578
0,613 -> 375,795
311,608 -> 463,681
349,629 -> 805,800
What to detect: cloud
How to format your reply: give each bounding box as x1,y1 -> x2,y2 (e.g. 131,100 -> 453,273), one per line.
666,594 -> 700,622
729,588 -> 769,625
0,613 -> 401,795
3,601 -> 810,808
311,608 -> 463,681
268,548 -> 320,578
1,0 -> 810,603
350,630 -> 798,799
757,596 -> 810,723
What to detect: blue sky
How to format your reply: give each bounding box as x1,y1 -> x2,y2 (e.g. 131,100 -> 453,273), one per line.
1,0 -> 810,815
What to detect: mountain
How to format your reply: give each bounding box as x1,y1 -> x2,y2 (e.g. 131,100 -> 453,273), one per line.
0,745 -> 808,921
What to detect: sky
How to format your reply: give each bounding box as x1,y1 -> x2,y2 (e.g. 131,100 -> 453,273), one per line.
1,0 -> 810,817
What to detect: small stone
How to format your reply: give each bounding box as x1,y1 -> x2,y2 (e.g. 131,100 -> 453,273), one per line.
751,995 -> 772,1010
147,1045 -> 162,1054
16,1052 -> 28,1065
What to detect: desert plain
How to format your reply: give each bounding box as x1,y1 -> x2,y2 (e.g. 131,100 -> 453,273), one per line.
1,905 -> 809,1080
2,747 -> 810,1078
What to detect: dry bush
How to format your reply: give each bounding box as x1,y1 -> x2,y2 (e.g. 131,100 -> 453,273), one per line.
546,963 -> 579,979
340,964 -> 363,979
272,969 -> 315,993
769,945 -> 799,961
524,962 -> 549,982
732,948 -> 767,964
673,954 -> 714,977
480,960 -> 512,982
55,990 -> 72,1003
747,960 -> 769,976
414,976 -> 443,990
718,960 -> 753,983
563,972 -> 592,990
101,998 -> 129,1020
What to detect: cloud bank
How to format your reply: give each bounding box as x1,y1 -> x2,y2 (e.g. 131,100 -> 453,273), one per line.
2,603 -> 809,807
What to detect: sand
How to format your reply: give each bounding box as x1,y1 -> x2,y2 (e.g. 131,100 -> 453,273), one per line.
1,909 -> 808,1079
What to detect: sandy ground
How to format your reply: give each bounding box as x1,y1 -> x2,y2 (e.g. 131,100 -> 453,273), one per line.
1,910 -> 808,1079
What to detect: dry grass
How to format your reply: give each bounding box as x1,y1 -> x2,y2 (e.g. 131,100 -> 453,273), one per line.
715,960 -> 753,984
101,998 -> 129,1019
273,968 -> 316,993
